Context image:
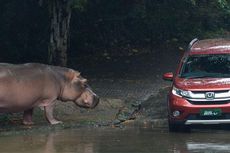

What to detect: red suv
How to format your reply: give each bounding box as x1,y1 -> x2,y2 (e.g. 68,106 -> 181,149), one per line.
163,38 -> 230,132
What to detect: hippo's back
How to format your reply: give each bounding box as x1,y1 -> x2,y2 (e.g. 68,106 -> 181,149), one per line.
0,63 -> 49,93
0,63 -> 46,76
0,63 -> 62,112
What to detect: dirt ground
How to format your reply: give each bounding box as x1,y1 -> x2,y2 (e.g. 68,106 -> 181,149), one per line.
69,45 -> 181,127
0,47 -> 181,134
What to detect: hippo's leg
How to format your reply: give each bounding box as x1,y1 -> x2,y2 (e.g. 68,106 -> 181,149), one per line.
23,108 -> 34,125
44,104 -> 62,125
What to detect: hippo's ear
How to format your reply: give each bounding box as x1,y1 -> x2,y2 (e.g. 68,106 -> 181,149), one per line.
81,78 -> 87,84
66,70 -> 81,82
74,71 -> 81,77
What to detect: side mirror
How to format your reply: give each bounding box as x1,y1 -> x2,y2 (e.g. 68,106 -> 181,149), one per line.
163,72 -> 173,81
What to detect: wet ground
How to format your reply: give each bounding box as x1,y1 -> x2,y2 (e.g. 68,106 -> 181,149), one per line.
2,47 -> 229,153
2,125 -> 230,153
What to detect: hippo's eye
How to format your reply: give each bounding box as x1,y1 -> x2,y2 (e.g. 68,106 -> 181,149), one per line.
82,84 -> 88,88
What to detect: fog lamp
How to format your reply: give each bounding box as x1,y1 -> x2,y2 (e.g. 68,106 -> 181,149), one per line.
172,110 -> 180,117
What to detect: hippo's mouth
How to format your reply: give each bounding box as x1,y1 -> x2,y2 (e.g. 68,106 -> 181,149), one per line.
74,95 -> 99,109
75,103 -> 94,109
91,100 -> 99,108
91,96 -> 100,108
76,100 -> 99,109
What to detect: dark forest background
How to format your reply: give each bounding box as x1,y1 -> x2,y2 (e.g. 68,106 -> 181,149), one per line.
1,0 -> 230,69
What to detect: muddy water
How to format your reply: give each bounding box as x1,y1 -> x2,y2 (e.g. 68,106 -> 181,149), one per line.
1,127 -> 230,153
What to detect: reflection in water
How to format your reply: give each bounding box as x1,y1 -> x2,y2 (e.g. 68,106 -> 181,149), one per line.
1,127 -> 230,153
43,132 -> 94,153
0,130 -> 95,153
43,133 -> 55,153
187,142 -> 230,152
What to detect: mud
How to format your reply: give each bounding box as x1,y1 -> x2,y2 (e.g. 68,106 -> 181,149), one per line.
0,85 -> 171,135
0,48 -> 178,134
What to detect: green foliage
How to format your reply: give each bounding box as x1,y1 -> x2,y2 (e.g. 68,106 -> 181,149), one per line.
218,0 -> 229,9
1,0 -> 230,64
72,0 -> 87,11
190,0 -> 197,5
203,28 -> 226,38
70,0 -> 230,59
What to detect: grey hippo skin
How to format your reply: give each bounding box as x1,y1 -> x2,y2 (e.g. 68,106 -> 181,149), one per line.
0,63 -> 99,125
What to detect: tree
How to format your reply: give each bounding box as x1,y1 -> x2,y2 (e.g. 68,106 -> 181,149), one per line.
39,0 -> 86,66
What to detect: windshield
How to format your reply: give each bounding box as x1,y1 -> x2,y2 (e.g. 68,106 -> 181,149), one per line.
180,54 -> 230,78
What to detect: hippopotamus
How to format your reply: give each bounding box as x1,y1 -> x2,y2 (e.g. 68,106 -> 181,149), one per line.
0,63 -> 99,125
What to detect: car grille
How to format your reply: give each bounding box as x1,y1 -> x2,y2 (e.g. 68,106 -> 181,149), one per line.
186,90 -> 230,105
192,90 -> 229,94
187,99 -> 230,105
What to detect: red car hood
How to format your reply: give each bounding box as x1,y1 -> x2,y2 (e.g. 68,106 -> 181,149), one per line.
175,77 -> 230,91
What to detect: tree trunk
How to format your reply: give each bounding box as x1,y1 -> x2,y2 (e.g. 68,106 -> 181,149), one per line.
48,0 -> 72,66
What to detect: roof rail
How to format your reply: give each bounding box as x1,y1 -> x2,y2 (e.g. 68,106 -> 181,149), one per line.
188,38 -> 199,51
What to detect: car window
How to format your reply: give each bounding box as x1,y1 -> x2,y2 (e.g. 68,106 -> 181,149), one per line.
180,54 -> 230,78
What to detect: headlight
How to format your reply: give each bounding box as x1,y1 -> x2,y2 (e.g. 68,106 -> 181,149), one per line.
172,86 -> 190,98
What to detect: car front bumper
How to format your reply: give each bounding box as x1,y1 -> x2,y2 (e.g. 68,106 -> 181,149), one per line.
168,93 -> 230,125
185,119 -> 230,125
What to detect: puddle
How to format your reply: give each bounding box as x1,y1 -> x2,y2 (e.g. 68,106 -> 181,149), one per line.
1,126 -> 230,153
